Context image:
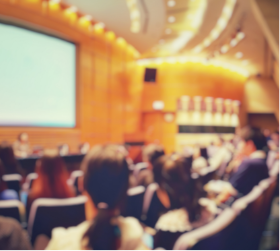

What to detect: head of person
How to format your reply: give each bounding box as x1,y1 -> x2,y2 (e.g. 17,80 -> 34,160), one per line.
263,129 -> 271,138
0,143 -> 19,174
240,126 -> 268,155
32,149 -> 72,199
81,145 -> 129,250
18,133 -> 28,143
142,144 -> 165,170
154,154 -> 202,222
271,130 -> 279,144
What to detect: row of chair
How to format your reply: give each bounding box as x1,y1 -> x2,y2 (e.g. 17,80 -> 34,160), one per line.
173,160 -> 279,250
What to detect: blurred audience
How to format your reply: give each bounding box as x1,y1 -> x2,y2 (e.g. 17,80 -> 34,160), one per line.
0,216 -> 31,249
13,133 -> 31,158
137,144 -> 165,187
153,154 -> 217,249
27,150 -> 75,217
0,143 -> 24,175
46,145 -> 148,250
0,160 -> 18,200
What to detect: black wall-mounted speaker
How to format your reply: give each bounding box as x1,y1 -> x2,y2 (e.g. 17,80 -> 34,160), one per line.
144,68 -> 157,83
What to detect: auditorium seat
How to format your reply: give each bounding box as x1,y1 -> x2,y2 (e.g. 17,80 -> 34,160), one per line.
28,196 -> 87,244
0,200 -> 25,223
141,183 -> 167,228
67,170 -> 84,195
2,174 -> 22,196
133,162 -> 148,178
122,186 -> 145,220
173,207 -> 237,250
22,173 -> 38,191
267,150 -> 278,170
174,175 -> 277,250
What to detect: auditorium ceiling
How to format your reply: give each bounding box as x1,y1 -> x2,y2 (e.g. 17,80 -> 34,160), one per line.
64,0 -> 279,78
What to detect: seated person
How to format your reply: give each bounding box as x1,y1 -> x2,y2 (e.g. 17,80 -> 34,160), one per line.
13,133 -> 31,158
0,160 -> 18,200
0,143 -> 24,175
46,145 -> 149,250
27,150 -> 75,218
137,144 -> 165,187
0,216 -> 31,249
212,126 -> 270,204
153,154 -> 217,250
228,126 -> 269,196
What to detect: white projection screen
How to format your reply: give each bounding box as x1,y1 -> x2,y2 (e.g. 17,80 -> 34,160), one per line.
0,23 -> 76,127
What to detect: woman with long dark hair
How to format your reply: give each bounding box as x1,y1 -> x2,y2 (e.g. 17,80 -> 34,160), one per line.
27,150 -> 75,217
46,145 -> 148,250
153,154 -> 217,249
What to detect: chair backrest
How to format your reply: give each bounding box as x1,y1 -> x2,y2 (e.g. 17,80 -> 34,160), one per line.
142,183 -> 159,218
0,200 -> 25,223
173,208 -> 237,250
67,170 -> 84,195
174,179 -> 273,250
28,196 -> 87,244
133,162 -> 148,178
2,174 -> 22,195
122,186 -> 145,220
229,177 -> 276,249
22,173 -> 38,191
267,150 -> 278,170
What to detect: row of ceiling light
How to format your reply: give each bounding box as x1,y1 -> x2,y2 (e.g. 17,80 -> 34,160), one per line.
25,0 -> 140,56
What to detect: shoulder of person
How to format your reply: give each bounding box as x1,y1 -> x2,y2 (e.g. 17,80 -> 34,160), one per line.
46,221 -> 90,250
155,208 -> 193,233
117,216 -> 149,250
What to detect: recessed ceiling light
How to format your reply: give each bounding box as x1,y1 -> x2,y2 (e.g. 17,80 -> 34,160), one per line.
230,38 -> 238,47
165,28 -> 172,34
235,52 -> 243,58
168,16 -> 176,23
220,45 -> 229,53
203,38 -> 211,47
236,32 -> 245,40
167,0 -> 176,7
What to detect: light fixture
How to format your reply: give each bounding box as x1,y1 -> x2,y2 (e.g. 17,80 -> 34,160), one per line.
167,0 -> 176,7
192,0 -> 236,53
221,45 -> 229,53
165,28 -> 172,34
126,0 -> 141,33
242,60 -> 249,65
153,101 -> 165,110
230,38 -> 238,47
235,52 -> 243,59
236,32 -> 245,40
168,16 -> 176,23
203,38 -> 211,47
48,0 -> 60,10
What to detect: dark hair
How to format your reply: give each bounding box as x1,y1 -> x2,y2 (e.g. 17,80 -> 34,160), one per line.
154,154 -> 202,222
31,151 -> 74,199
81,145 -> 129,250
241,126 -> 268,151
143,144 -> 165,165
0,143 -> 22,175
0,160 -> 7,192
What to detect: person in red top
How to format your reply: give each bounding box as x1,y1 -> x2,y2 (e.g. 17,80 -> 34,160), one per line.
27,150 -> 75,218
